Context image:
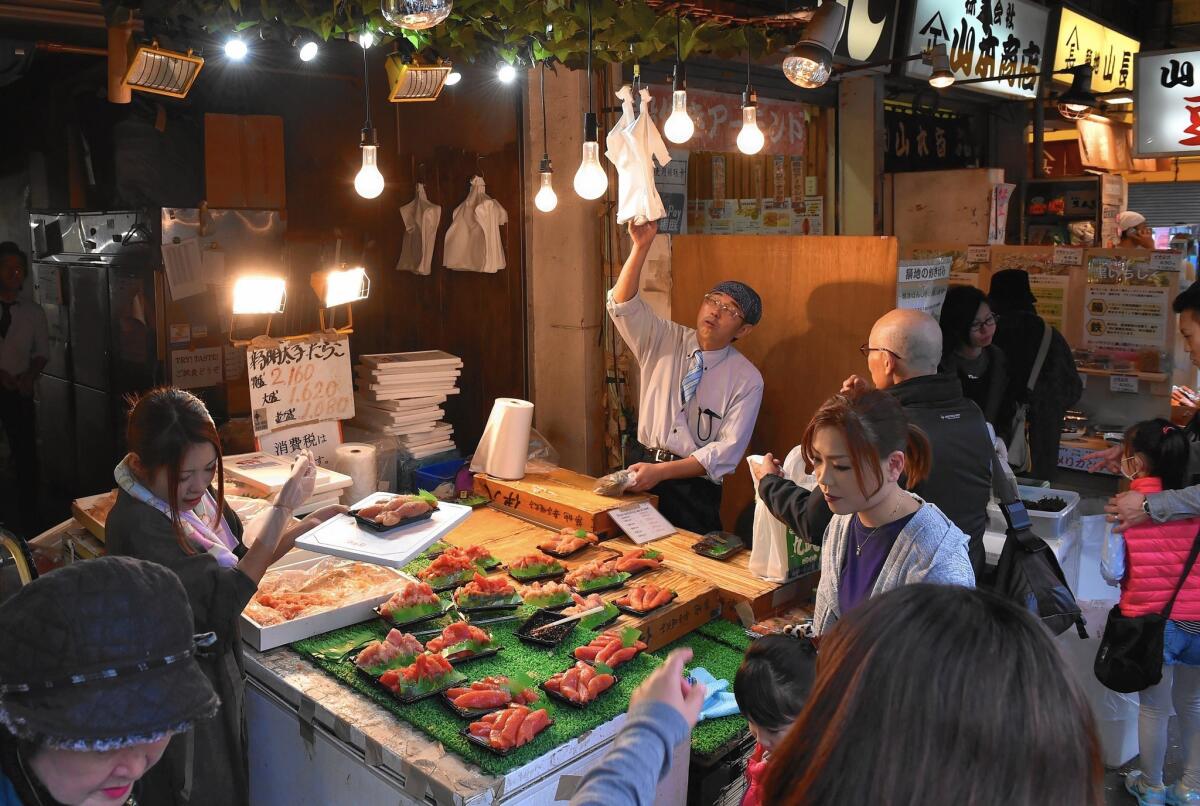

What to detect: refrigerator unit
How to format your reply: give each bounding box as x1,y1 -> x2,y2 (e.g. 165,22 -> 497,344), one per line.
29,210 -> 163,500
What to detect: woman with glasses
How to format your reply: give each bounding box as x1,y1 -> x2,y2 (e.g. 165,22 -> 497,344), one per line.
938,285 -> 1008,428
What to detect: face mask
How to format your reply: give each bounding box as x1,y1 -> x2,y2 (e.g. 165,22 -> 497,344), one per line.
1121,455 -> 1141,480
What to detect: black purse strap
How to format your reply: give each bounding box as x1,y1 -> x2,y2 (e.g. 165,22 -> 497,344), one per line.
1161,527 -> 1200,619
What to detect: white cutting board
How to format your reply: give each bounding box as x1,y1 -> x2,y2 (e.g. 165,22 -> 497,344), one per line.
294,492 -> 473,568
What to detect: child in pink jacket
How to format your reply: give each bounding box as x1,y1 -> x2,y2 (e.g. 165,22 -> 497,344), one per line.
1111,419 -> 1200,806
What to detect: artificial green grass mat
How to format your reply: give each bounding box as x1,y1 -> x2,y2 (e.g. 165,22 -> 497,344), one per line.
291,597 -> 748,775
697,619 -> 753,652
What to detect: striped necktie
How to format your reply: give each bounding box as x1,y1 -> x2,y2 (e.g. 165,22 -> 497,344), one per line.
680,350 -> 704,405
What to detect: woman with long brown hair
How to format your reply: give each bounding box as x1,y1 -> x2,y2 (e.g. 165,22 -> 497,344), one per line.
105,388 -> 343,805
762,584 -> 1104,805
801,389 -> 973,634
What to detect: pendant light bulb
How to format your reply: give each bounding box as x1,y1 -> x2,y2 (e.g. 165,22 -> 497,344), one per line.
534,161 -> 558,213
445,70 -> 462,86
664,89 -> 694,144
224,38 -> 248,60
574,140 -> 607,200
737,94 -> 764,155
298,41 -> 319,62
355,141 -> 385,199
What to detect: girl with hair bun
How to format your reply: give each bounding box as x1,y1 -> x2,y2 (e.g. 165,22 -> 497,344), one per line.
800,389 -> 974,635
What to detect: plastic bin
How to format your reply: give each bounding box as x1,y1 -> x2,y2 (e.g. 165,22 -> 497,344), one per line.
986,484 -> 1081,539
413,458 -> 468,498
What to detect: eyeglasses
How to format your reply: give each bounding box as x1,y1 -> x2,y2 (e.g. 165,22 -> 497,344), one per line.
970,314 -> 998,332
702,293 -> 745,321
859,344 -> 903,361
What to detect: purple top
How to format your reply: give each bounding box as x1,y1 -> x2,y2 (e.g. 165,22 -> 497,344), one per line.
838,512 -> 916,616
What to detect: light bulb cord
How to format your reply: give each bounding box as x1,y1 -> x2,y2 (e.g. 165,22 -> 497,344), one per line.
361,41 -> 372,132
586,0 -> 593,114
540,61 -> 549,161
744,28 -> 751,97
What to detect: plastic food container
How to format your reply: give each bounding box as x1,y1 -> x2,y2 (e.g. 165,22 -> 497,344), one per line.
987,485 -> 1080,540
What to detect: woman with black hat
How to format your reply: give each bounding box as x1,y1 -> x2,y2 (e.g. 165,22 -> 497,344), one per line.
0,556 -> 221,805
988,269 -> 1082,480
104,388 -> 344,806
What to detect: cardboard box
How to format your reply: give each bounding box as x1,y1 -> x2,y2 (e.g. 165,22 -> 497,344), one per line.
240,555 -> 412,652
474,467 -> 657,539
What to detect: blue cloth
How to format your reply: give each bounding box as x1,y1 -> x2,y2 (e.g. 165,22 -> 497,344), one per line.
838,513 -> 915,616
571,701 -> 690,806
0,771 -> 18,806
688,667 -> 740,721
1165,620 -> 1200,666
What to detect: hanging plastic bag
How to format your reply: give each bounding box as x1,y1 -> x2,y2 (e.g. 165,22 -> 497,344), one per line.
749,446 -> 818,583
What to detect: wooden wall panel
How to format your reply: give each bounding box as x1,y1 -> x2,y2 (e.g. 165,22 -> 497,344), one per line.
671,234 -> 900,528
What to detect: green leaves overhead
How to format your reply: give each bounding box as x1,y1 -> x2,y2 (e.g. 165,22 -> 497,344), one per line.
101,0 -> 797,67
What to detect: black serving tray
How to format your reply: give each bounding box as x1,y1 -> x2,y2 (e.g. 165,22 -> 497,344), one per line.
349,503 -> 437,533
374,600 -> 451,630
613,589 -> 678,617
460,711 -> 554,756
540,666 -> 620,709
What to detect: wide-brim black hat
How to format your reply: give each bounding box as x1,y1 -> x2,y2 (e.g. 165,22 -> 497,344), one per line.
0,557 -> 219,750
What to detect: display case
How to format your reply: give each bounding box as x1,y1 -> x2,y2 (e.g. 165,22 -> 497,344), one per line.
1021,175 -> 1125,247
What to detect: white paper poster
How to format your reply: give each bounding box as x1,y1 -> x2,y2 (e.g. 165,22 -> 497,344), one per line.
171,347 -> 223,389
247,335 -> 354,435
1029,273 -> 1070,331
259,419 -> 343,468
1084,257 -> 1171,351
897,257 -> 953,317
162,239 -> 206,300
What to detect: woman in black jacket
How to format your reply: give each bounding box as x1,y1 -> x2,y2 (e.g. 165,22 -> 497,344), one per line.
939,285 -> 1009,428
988,270 -> 1083,480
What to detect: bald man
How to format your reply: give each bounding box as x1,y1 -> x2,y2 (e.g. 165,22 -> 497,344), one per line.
754,309 -> 994,573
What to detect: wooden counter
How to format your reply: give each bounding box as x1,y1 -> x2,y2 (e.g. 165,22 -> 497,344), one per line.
473,467 -> 657,538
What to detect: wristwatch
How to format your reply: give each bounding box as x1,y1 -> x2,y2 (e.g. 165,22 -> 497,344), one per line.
1143,497 -> 1152,518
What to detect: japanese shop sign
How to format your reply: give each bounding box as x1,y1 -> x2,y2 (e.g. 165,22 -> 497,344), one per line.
1083,255 -> 1171,352
1134,49 -> 1200,158
904,0 -> 1049,99
653,148 -> 689,235
1052,8 -> 1139,94
246,335 -> 354,435
648,86 -> 810,156
258,419 -> 342,468
884,107 -> 978,172
896,257 -> 952,317
171,347 -> 222,390
834,0 -> 900,64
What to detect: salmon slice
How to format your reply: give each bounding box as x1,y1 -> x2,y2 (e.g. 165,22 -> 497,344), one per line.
588,672 -> 615,698
560,666 -> 580,701
516,708 -> 551,745
574,645 -> 601,662
500,705 -> 528,749
454,689 -> 510,710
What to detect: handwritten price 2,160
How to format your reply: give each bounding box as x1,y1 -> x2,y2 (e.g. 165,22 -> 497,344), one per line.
267,364 -> 316,386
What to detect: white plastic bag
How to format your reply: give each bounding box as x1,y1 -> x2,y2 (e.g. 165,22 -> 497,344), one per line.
749,446 -> 817,583
1100,521 -> 1126,587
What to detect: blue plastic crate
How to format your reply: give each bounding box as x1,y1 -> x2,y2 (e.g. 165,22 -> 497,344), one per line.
413,458 -> 468,495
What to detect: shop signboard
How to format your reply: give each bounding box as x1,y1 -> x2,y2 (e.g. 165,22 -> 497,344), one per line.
834,0 -> 900,64
246,334 -> 354,435
648,86 -> 809,156
1083,255 -> 1171,353
1052,7 -> 1139,94
1134,48 -> 1200,158
652,148 -> 688,235
884,107 -> 978,172
904,0 -> 1049,100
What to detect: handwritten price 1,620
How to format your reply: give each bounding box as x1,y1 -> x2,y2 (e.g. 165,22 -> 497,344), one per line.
287,380 -> 340,404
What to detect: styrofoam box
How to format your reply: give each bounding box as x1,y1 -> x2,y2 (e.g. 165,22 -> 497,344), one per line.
982,527 -> 1083,593
240,552 -> 413,652
986,485 -> 1081,540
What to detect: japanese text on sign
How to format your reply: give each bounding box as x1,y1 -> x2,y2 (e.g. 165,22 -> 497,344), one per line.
904,0 -> 1050,100
1054,8 -> 1139,94
171,347 -> 223,390
1135,49 -> 1200,157
260,419 -> 342,468
647,86 -> 811,156
897,257 -> 953,317
247,335 -> 354,435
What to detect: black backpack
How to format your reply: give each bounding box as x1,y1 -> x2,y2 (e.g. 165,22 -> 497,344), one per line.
989,450 -> 1088,638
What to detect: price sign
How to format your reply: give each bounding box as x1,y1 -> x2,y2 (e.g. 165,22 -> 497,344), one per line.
1150,252 -> 1181,272
966,245 -> 991,264
1110,375 -> 1139,394
1053,245 -> 1084,266
246,335 -> 354,435
609,502 -> 676,544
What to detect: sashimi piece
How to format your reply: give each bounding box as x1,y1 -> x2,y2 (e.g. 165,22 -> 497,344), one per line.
460,545 -> 497,564
378,510 -> 404,526
563,592 -> 606,616
516,708 -> 551,745
453,689 -> 510,710
560,666 -> 580,701
574,645 -> 601,662
587,672 -> 615,698
499,705 -> 526,749
420,549 -> 476,582
357,504 -> 385,519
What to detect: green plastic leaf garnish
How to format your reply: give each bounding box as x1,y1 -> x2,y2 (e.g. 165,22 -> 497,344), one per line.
620,626 -> 642,648
505,670 -> 536,696
416,489 -> 439,506
580,602 -> 619,630
575,529 -> 588,538
593,661 -> 614,676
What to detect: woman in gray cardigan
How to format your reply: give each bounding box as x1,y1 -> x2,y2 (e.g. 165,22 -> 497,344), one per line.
800,390 -> 975,635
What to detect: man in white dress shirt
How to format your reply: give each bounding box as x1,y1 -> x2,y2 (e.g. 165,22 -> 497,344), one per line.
0,242 -> 48,536
606,220 -> 764,535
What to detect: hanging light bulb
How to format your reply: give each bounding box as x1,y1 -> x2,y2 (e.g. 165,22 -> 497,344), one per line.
355,139 -> 385,199
224,37 -> 248,61
497,62 -> 516,83
737,32 -> 764,156
781,1 -> 845,89
574,0 -> 608,200
298,40 -> 319,62
663,13 -> 694,144
534,63 -> 558,213
444,70 -> 462,86
359,30 -> 376,49
353,39 -> 384,199
737,93 -> 765,155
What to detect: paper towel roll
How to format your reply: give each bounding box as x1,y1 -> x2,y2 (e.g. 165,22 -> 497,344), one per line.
334,442 -> 379,506
470,398 -> 534,480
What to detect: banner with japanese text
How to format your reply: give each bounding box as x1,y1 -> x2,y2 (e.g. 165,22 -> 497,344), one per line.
1134,49 -> 1200,158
